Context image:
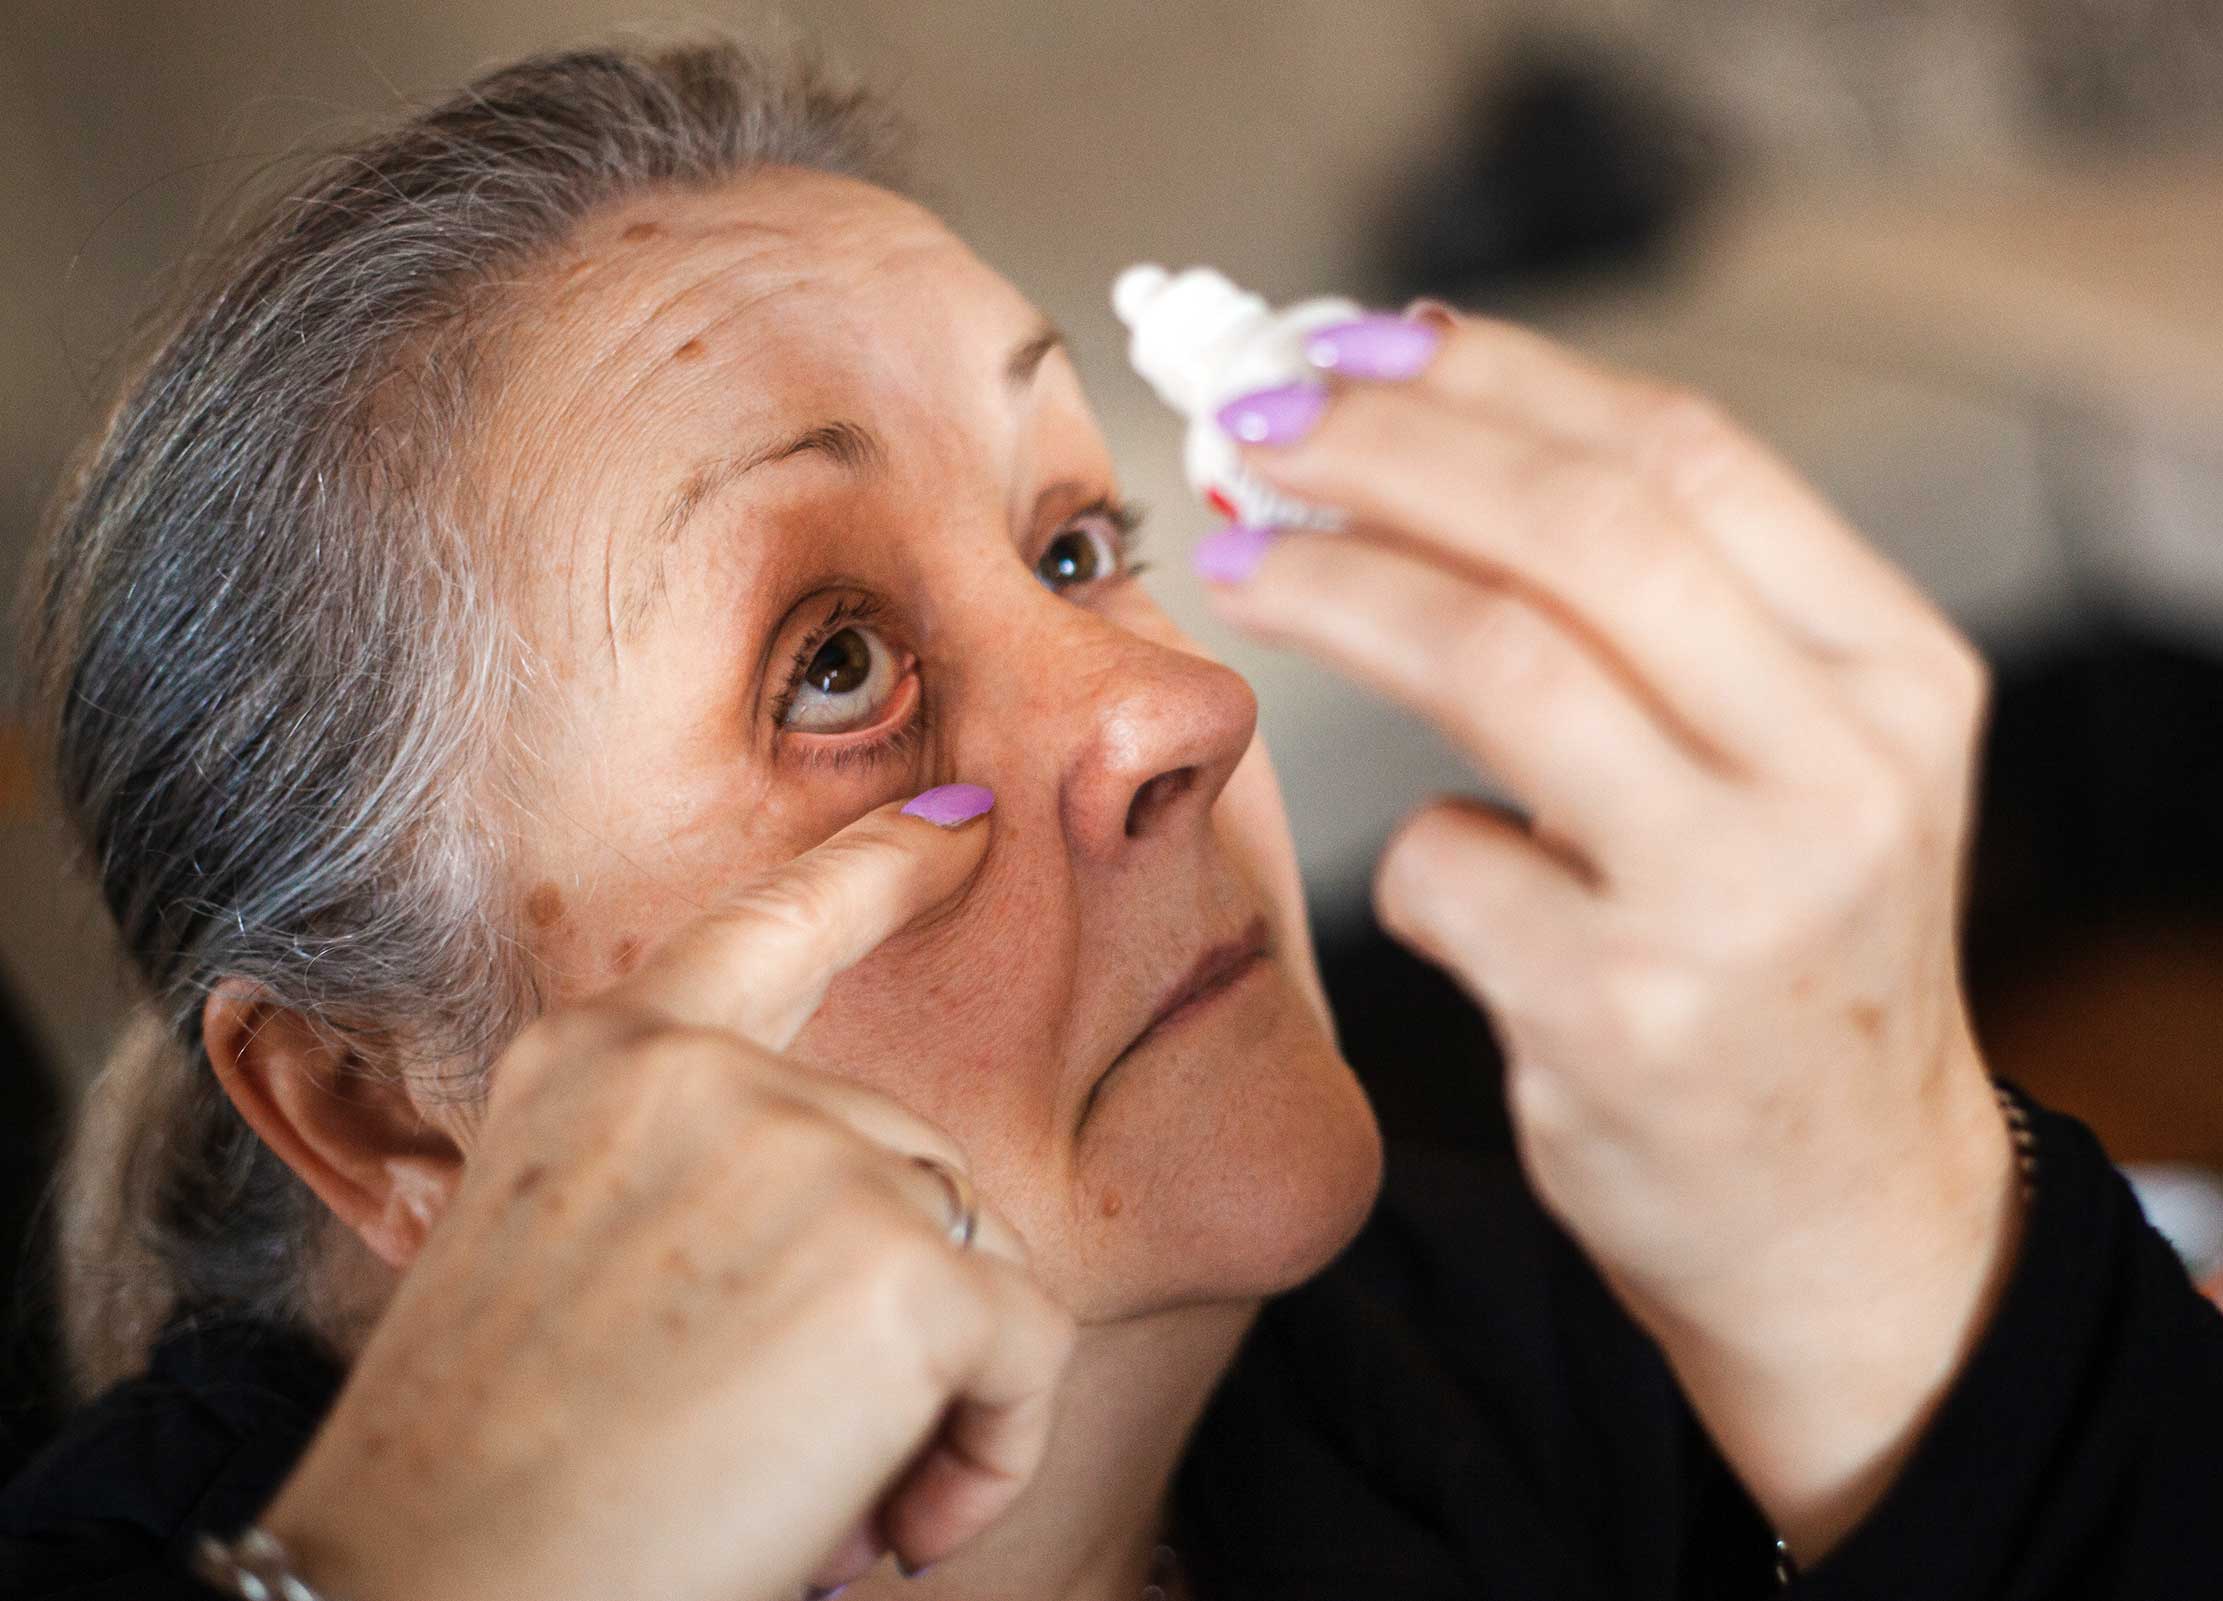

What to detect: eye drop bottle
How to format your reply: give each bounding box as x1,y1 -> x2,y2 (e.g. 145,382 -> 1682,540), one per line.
1112,263 -> 1359,529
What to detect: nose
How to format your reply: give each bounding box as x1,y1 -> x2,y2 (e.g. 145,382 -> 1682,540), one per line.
1052,620 -> 1259,865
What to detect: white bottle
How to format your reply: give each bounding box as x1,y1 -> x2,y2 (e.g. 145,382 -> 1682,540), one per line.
1112,263 -> 1360,529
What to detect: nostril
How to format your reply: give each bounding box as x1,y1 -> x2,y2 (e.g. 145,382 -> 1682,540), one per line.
1125,766 -> 1197,838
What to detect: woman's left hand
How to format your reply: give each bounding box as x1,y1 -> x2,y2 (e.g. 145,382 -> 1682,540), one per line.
1199,310 -> 2022,1561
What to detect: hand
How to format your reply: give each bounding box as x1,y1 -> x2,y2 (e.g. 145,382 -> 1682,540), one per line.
1202,311 -> 2021,1556
258,795 -> 1075,1601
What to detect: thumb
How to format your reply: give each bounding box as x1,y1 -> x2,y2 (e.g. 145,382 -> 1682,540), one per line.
614,784 -> 995,1051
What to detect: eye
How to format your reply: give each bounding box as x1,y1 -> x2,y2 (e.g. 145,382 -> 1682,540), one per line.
1034,500 -> 1145,595
779,617 -> 903,733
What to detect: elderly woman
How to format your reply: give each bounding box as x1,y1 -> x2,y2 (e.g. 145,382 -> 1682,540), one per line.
4,37 -> 2219,1601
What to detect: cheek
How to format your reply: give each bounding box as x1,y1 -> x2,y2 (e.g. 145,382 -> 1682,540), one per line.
520,766 -> 912,996
788,871 -> 1078,1162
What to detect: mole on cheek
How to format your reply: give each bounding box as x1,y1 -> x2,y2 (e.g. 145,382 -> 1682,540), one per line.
611,934 -> 644,975
672,337 -> 707,363
1848,1002 -> 1884,1040
524,882 -> 565,929
1100,1188 -> 1124,1219
621,220 -> 661,244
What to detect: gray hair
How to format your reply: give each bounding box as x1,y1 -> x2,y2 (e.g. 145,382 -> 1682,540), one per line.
24,37 -> 910,1396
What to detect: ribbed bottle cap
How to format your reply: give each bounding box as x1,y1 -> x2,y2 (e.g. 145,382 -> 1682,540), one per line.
1112,263 -> 1268,417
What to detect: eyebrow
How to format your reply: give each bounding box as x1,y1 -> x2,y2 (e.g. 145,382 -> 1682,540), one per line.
1006,320 -> 1064,388
621,322 -> 1068,637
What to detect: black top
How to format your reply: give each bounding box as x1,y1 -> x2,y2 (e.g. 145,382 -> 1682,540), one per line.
6,1099 -> 2222,1599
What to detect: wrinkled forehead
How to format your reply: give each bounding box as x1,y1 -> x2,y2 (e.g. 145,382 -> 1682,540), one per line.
478,170 -> 1039,507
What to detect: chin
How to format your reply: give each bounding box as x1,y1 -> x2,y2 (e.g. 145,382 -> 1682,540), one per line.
1068,956 -> 1386,1321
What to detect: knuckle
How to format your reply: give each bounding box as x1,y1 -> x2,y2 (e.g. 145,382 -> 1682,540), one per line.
1628,382 -> 1745,492
747,1093 -> 853,1172
1373,808 -> 1461,935
1839,768 -> 1915,872
1943,639 -> 1992,727
1438,583 -> 1557,710
724,866 -> 844,947
1520,450 -> 1660,568
847,1222 -> 955,1361
1597,957 -> 1709,1066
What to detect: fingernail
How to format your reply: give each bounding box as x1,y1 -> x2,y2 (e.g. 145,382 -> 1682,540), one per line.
901,784 -> 995,827
1401,295 -> 1460,332
804,1587 -> 850,1599
1192,523 -> 1280,584
896,1558 -> 934,1579
1304,313 -> 1443,380
1215,381 -> 1328,446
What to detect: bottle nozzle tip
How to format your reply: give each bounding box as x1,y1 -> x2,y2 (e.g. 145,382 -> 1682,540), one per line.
1112,263 -> 1170,327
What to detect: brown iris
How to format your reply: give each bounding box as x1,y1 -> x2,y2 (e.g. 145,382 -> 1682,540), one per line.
805,628 -> 873,695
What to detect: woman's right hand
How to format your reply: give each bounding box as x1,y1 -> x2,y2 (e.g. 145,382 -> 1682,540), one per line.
254,793 -> 1074,1601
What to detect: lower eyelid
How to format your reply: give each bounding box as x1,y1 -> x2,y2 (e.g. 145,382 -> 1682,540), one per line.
782,665 -> 924,770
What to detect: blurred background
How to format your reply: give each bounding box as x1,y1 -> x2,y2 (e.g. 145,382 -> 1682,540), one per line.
6,0 -> 2223,1465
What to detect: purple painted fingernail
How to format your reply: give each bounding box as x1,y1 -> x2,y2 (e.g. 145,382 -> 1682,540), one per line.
900,784 -> 995,827
803,1587 -> 850,1599
1192,523 -> 1280,584
1305,314 -> 1443,380
897,1558 -> 934,1579
1215,381 -> 1328,446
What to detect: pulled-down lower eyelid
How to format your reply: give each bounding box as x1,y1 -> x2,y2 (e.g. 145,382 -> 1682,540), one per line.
765,590 -> 929,773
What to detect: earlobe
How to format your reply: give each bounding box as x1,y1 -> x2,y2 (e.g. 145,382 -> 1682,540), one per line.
202,979 -> 463,1272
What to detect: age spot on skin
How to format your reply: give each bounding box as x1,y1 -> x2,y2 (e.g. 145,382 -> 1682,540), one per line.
611,934 -> 644,975
511,1162 -> 549,1199
1100,1188 -> 1124,1219
671,337 -> 707,363
621,220 -> 662,243
1848,1002 -> 1884,1040
525,882 -> 565,928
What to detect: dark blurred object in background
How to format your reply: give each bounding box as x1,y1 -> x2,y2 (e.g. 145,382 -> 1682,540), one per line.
1378,40 -> 1718,308
0,986 -> 61,1481
1317,918 -> 1510,1159
1965,625 -> 2223,1170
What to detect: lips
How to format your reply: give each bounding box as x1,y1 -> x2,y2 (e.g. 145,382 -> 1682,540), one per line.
1139,914 -> 1271,1040
1079,914 -> 1272,1129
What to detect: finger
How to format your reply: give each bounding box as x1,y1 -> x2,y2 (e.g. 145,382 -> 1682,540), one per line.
882,1151 -> 1030,1272
619,788 -> 995,1051
1239,384 -> 1859,777
751,1063 -> 1033,1271
1361,310 -> 1944,662
1373,795 -> 1602,1026
1207,527 -> 1713,876
874,1257 -> 1075,1574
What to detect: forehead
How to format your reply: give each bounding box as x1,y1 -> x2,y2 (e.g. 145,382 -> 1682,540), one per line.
513,171 -> 1026,408
475,170 -> 1069,642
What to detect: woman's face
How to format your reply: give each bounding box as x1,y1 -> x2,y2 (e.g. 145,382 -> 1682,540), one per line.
473,170 -> 1381,1323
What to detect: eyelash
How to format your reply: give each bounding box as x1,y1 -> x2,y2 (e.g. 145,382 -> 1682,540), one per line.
1079,495 -> 1152,582
769,496 -> 1149,773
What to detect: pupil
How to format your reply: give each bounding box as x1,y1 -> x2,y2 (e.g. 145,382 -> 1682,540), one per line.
1046,532 -> 1097,584
807,629 -> 871,694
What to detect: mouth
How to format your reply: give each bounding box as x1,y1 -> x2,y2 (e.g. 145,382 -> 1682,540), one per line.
1078,913 -> 1273,1129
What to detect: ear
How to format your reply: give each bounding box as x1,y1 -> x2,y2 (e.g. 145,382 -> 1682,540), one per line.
203,979 -> 464,1272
